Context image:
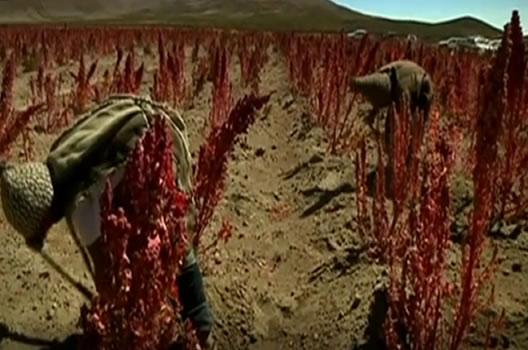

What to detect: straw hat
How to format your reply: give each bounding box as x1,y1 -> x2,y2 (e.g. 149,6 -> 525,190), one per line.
0,161 -> 54,242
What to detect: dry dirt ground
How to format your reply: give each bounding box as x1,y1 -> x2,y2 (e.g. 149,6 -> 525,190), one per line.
0,47 -> 527,350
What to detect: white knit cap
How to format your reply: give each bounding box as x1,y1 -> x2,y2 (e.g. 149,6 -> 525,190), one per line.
0,162 -> 54,240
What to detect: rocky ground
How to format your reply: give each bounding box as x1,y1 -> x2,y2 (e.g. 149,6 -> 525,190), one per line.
0,47 -> 526,350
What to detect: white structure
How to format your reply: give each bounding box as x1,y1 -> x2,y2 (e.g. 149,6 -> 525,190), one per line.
438,35 -> 500,52
347,29 -> 367,39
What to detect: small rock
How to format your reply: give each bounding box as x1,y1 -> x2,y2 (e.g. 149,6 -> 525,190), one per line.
282,95 -> 295,109
278,296 -> 297,314
503,224 -> 522,238
234,205 -> 243,217
512,263 -> 522,273
351,294 -> 361,310
249,331 -> 258,343
325,237 -> 340,251
240,141 -> 249,150
317,171 -> 341,192
309,154 -> 324,164
46,309 -> 54,321
34,125 -> 46,133
214,252 -> 222,265
255,148 -> 265,157
374,282 -> 386,293
490,221 -> 502,234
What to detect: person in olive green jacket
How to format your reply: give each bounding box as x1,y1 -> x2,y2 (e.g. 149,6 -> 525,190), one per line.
352,60 -> 434,170
351,59 -> 435,126
0,94 -> 214,349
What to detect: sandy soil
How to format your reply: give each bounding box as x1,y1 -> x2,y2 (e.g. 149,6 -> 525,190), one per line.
0,46 -> 526,350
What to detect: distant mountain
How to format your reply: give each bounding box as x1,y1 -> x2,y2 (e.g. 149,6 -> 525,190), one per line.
340,15 -> 503,41
0,0 -> 504,41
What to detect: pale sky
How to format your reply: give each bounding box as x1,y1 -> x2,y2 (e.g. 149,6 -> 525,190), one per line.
331,0 -> 526,29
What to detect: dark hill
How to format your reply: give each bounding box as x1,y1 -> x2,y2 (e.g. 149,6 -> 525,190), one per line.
0,0 -> 504,41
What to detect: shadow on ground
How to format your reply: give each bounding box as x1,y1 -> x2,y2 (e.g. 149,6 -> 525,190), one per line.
0,322 -> 81,349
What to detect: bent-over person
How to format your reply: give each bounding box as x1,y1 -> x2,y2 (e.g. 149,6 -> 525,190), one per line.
0,94 -> 214,349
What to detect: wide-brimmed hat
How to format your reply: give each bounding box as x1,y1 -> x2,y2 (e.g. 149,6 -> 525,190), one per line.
0,161 -> 54,241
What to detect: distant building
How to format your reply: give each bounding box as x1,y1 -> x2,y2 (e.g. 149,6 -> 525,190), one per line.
488,39 -> 501,50
438,35 -> 498,53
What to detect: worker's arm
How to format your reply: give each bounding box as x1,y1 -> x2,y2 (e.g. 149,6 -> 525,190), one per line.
178,247 -> 215,345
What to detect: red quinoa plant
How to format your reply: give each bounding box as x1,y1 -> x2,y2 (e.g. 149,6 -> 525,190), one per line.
384,107 -> 456,349
0,53 -> 44,157
192,93 -> 271,250
356,95 -> 495,350
166,41 -> 188,109
492,11 -> 528,224
80,116 -> 197,350
152,34 -> 171,103
209,44 -> 233,129
355,10 -> 522,348
29,66 -> 68,133
106,47 -> 144,96
237,32 -> 270,93
448,14 -> 512,350
152,34 -> 189,109
69,54 -> 98,115
355,96 -> 425,262
80,92 -> 270,348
